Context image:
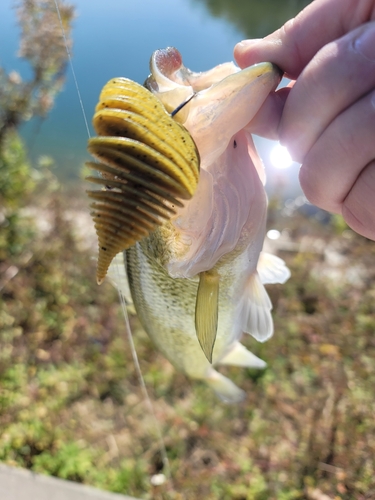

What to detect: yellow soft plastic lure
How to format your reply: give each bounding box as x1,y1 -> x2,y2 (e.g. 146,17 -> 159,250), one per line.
86,77 -> 200,284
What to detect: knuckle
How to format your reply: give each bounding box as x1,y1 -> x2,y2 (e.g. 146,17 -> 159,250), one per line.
298,163 -> 323,207
342,161 -> 375,240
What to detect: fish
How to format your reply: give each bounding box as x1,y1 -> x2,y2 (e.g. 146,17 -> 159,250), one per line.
92,47 -> 290,403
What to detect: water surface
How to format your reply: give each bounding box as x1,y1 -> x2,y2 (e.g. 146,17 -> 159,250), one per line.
0,0 -> 311,196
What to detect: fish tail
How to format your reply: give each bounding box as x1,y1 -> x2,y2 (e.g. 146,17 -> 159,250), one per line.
206,369 -> 245,404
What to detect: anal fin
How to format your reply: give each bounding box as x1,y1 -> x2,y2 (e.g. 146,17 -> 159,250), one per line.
206,369 -> 245,404
219,342 -> 266,369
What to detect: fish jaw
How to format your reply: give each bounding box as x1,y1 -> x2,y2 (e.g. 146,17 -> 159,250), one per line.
146,48 -> 281,155
145,57 -> 281,280
165,128 -> 268,279
148,46 -> 239,91
184,62 -> 282,166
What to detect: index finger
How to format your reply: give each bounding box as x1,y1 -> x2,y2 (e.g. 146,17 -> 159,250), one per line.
234,0 -> 375,78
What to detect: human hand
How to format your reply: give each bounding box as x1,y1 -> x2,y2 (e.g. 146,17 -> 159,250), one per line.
234,0 -> 375,240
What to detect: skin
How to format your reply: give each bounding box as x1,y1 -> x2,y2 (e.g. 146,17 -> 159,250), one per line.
234,0 -> 375,240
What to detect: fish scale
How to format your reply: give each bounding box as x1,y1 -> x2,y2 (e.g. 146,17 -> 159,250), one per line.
125,240 -> 237,378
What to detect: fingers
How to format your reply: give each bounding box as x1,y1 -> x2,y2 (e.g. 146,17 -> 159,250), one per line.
299,89 -> 375,239
233,0 -> 375,240
342,160 -> 375,240
280,22 -> 375,161
234,0 -> 375,78
245,87 -> 290,140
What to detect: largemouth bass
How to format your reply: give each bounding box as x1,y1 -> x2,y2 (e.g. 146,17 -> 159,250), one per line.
90,47 -> 290,403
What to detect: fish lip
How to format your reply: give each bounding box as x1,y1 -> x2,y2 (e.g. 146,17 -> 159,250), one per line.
185,61 -> 283,124
197,61 -> 282,104
238,61 -> 283,86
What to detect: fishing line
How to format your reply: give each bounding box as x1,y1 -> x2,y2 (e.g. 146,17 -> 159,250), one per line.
114,260 -> 171,481
53,0 -> 91,139
54,0 -> 171,483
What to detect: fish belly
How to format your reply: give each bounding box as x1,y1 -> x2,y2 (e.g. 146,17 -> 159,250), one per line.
125,243 -> 238,380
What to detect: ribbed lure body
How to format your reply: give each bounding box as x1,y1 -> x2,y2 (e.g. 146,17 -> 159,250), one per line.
87,77 -> 200,284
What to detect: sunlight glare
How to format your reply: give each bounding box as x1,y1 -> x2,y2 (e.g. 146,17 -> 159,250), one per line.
270,143 -> 293,169
267,229 -> 281,240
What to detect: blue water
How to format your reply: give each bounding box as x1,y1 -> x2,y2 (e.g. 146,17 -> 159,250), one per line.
0,0 -> 304,196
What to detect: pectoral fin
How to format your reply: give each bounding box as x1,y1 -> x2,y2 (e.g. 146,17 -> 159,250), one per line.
257,252 -> 291,285
240,272 -> 273,342
106,252 -> 136,312
195,270 -> 219,363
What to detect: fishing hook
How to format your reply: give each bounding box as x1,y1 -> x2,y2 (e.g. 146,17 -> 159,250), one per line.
170,92 -> 196,117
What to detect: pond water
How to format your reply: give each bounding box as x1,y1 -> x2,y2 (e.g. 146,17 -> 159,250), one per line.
0,0 -> 311,196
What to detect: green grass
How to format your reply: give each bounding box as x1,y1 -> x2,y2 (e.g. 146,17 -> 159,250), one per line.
1,166 -> 375,499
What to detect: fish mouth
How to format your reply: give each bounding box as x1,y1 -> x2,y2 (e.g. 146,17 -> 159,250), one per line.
179,61 -> 282,165
228,60 -> 283,91
198,61 -> 282,106
170,61 -> 282,120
